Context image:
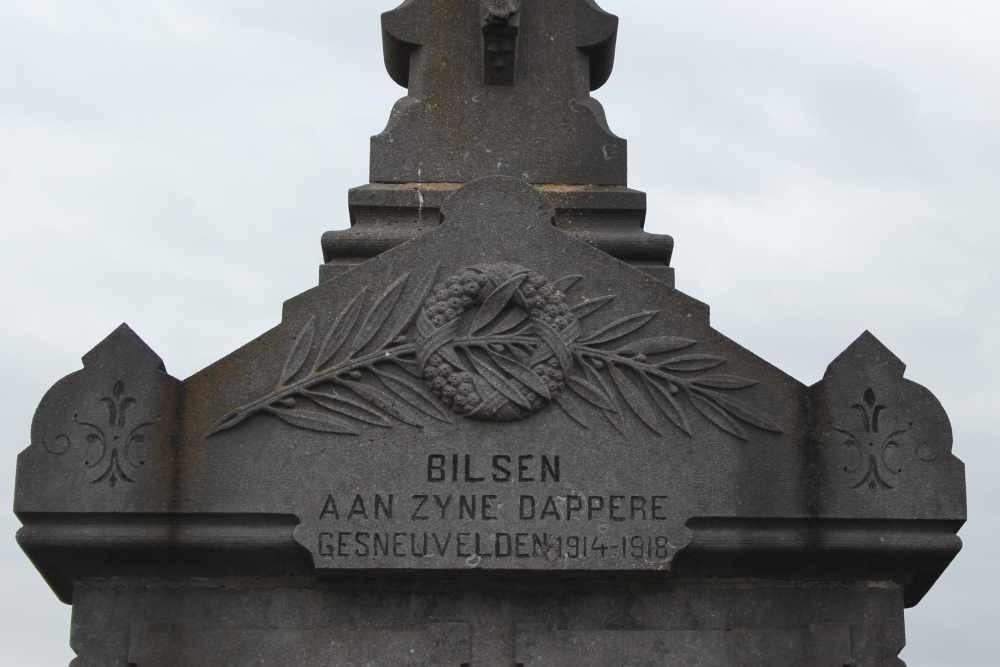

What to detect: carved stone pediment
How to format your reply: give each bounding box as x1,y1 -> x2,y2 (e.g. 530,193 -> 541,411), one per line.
17,178 -> 964,596
13,2 -> 966,664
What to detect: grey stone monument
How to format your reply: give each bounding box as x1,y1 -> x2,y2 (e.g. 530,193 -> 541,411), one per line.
16,1 -> 965,665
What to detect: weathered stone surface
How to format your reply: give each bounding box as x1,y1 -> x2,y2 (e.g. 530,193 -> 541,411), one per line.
515,626 -> 854,667
68,582 -> 904,666
17,179 -> 964,608
128,619 -> 471,667
322,0 -> 674,290
373,0 -> 624,185
320,183 -> 673,286
809,332 -> 964,507
14,1 -> 966,665
19,324 -> 181,507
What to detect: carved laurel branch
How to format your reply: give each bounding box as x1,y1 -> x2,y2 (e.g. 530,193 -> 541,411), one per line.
207,266 -> 781,441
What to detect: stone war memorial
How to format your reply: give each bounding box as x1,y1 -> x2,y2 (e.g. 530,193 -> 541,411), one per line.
15,1 -> 966,666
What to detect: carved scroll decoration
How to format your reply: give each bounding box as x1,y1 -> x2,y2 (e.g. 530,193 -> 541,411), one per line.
45,380 -> 158,488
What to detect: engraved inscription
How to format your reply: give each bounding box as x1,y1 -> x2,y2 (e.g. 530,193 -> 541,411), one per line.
317,530 -> 675,565
311,452 -> 680,568
832,387 -> 911,492
209,265 -> 781,441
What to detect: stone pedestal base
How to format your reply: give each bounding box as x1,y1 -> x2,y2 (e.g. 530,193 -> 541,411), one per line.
71,580 -> 901,666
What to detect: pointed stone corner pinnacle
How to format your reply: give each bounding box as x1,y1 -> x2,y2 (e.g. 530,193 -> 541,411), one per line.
81,323 -> 167,373
823,330 -> 906,380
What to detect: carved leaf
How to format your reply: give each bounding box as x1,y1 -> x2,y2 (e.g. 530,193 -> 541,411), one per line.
553,275 -> 583,293
609,365 -> 663,435
315,290 -> 368,369
374,369 -> 453,423
468,352 -> 533,410
690,393 -> 748,441
472,273 -> 528,334
694,388 -> 782,433
416,308 -> 436,339
566,376 -> 616,412
469,374 -> 502,412
488,350 -> 551,401
691,375 -> 759,390
508,343 -> 535,366
386,264 -> 440,344
526,345 -> 554,369
393,357 -> 423,378
554,392 -> 589,429
560,318 -> 583,344
532,320 -> 575,373
580,311 -> 659,346
616,337 -> 697,356
583,362 -> 627,436
280,317 -> 316,386
207,409 -> 252,435
659,354 -> 726,372
303,389 -> 392,427
437,343 -> 465,370
644,376 -> 692,436
267,406 -> 358,434
347,273 -> 409,356
571,295 -> 614,319
339,380 -> 424,427
418,320 -> 461,369
483,307 -> 529,336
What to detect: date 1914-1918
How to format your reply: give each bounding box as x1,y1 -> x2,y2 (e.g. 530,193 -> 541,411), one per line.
318,531 -> 673,562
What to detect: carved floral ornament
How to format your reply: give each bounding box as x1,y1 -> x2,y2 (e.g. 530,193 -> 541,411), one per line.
43,380 -> 157,488
209,265 -> 782,441
832,388 -> 913,492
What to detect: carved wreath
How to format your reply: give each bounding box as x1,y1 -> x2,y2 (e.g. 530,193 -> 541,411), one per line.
208,264 -> 781,440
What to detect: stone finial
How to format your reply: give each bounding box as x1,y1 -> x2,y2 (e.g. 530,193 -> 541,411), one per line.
483,0 -> 518,23
374,0 -> 625,185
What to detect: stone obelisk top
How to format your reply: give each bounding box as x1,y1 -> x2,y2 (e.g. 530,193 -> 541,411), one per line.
373,0 -> 625,185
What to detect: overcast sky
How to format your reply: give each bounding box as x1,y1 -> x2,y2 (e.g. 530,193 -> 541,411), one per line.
1,1 -> 997,664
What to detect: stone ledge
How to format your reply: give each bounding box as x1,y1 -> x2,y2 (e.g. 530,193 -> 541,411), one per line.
320,182 -> 674,286
17,513 -> 960,607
